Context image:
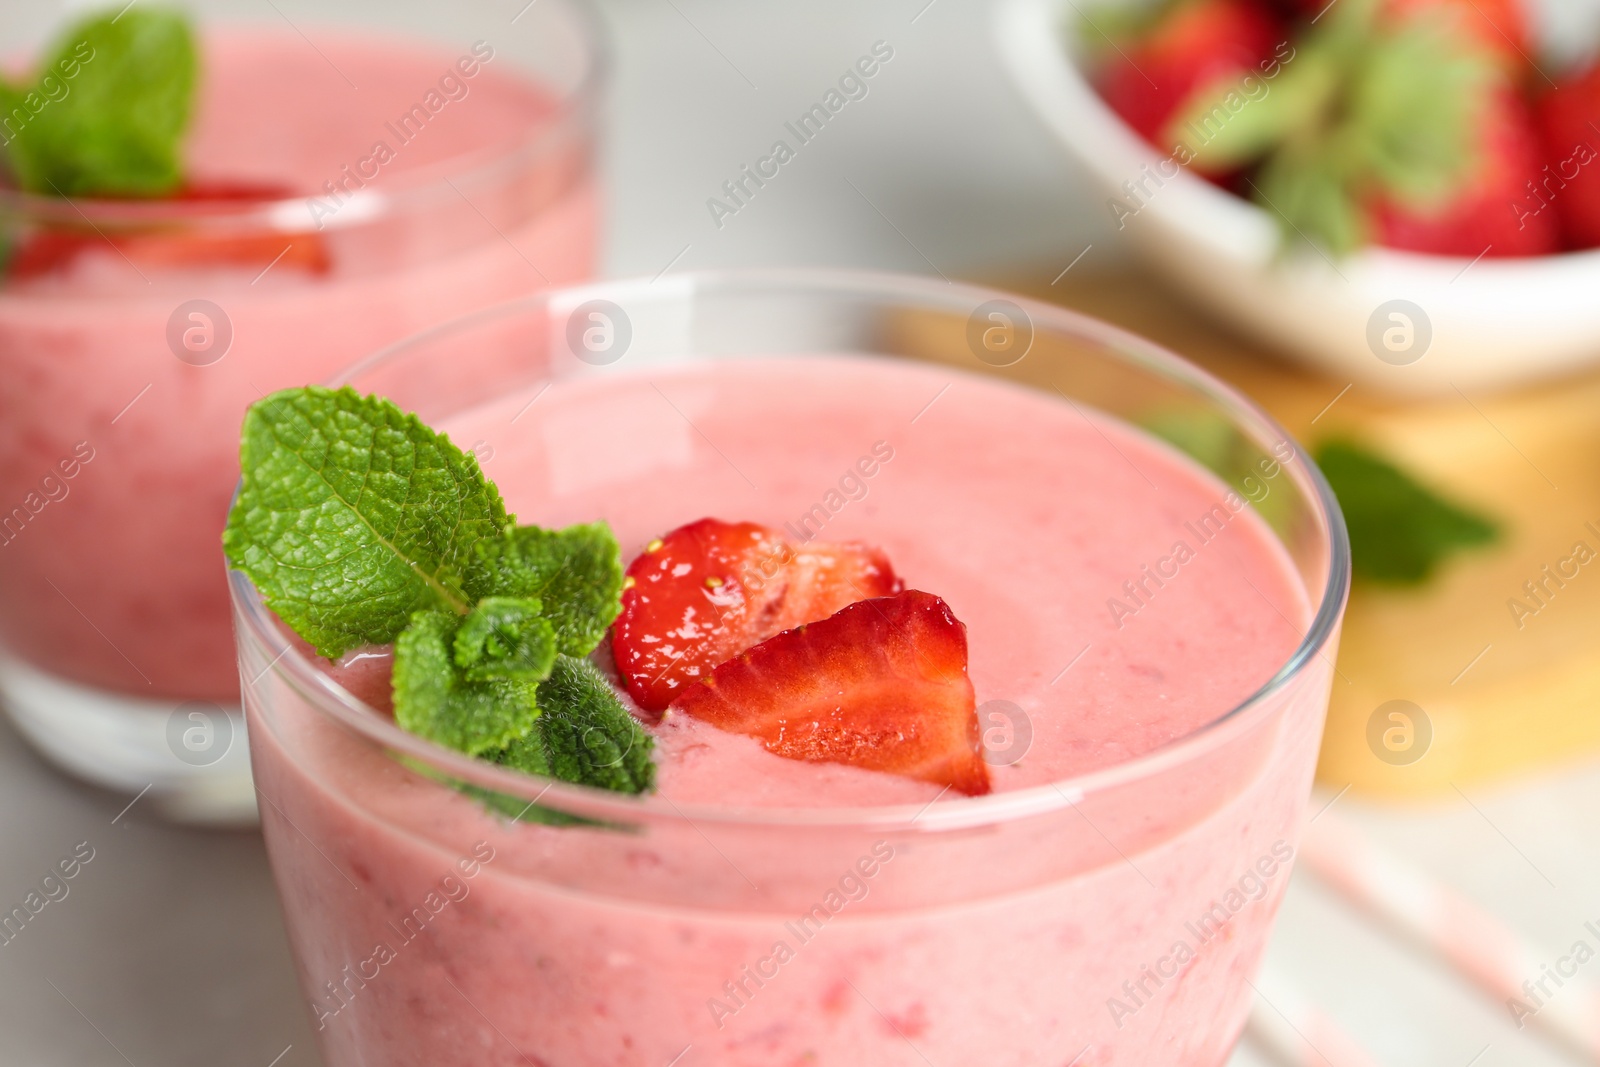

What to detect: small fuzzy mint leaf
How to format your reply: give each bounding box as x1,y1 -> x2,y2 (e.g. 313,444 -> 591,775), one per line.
5,8 -> 197,197
489,655 -> 655,794
393,610 -> 542,755
453,597 -> 558,683
1316,438 -> 1499,585
223,386 -> 509,659
461,784 -> 599,828
469,522 -> 624,657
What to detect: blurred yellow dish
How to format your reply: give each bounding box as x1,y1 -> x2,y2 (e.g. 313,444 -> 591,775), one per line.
998,267 -> 1600,797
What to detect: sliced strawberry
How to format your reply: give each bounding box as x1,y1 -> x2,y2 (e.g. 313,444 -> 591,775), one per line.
1371,87 -> 1559,257
5,231 -> 100,278
4,179 -> 331,281
1096,0 -> 1284,152
670,590 -> 991,796
612,519 -> 902,714
1536,61 -> 1600,250
171,179 -> 305,203
116,229 -> 331,274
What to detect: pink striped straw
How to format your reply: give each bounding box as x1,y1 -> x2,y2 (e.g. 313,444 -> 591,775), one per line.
1248,965 -> 1385,1067
1300,809 -> 1600,1061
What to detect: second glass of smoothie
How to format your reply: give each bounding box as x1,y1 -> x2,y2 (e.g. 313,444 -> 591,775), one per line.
0,0 -> 604,820
233,271 -> 1348,1065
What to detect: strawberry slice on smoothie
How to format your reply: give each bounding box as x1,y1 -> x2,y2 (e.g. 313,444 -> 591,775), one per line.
670,590 -> 991,796
611,518 -> 901,713
6,179 -> 332,280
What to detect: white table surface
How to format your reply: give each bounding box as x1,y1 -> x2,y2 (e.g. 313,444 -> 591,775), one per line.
3,1 -> 1597,1065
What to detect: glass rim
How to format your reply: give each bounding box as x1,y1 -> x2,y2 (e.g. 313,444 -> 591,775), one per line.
0,0 -> 608,232
230,267 -> 1351,833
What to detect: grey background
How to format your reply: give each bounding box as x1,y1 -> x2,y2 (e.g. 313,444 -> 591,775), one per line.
4,1 -> 1600,1065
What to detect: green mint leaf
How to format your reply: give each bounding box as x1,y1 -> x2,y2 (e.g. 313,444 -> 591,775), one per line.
470,523 -> 624,657
226,384 -> 654,804
5,8 -> 197,197
223,386 -> 509,659
461,783 -> 602,828
393,610 -> 543,755
1315,439 -> 1500,586
489,655 -> 655,795
453,597 -> 558,683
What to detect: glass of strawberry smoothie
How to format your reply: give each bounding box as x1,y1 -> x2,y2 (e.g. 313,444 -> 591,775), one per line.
0,0 -> 604,821
233,271 -> 1348,1066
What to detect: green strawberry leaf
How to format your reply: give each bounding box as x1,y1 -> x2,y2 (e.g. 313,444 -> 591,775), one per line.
223,386 -> 510,659
470,523 -> 624,657
1203,0 -> 1500,258
1253,139 -> 1369,259
1346,14 -> 1494,211
1075,0 -> 1173,58
4,8 -> 198,197
488,655 -> 655,795
1315,439 -> 1500,585
453,597 -> 558,683
393,610 -> 544,756
1174,49 -> 1343,174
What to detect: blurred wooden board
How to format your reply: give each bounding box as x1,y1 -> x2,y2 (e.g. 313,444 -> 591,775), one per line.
989,266 -> 1600,799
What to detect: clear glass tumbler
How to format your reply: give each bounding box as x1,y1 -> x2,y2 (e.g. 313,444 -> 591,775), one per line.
0,0 -> 604,822
233,270 -> 1348,1065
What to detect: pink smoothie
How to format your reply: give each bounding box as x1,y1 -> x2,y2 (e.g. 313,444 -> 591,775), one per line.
243,356 -> 1334,1066
0,29 -> 597,702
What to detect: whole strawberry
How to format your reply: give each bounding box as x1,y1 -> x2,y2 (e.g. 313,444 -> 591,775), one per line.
1371,86 -> 1558,257
1177,0 -> 1557,257
1094,0 -> 1286,155
1280,0 -> 1531,70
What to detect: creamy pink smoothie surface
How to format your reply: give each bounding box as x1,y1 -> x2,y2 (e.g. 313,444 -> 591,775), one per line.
446,355 -> 1308,802
0,29 -> 596,701
247,355 -> 1334,1067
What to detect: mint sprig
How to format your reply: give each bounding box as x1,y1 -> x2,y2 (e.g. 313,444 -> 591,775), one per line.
1316,438 -> 1500,585
227,386 -> 654,799
3,8 -> 197,197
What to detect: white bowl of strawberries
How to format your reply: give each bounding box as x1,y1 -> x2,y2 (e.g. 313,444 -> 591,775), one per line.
996,0 -> 1600,394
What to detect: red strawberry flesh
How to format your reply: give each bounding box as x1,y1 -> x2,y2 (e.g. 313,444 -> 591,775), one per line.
4,179 -> 331,280
612,518 -> 902,714
1537,61 -> 1600,250
1096,0 -> 1283,151
1372,87 -> 1558,257
670,590 -> 992,796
